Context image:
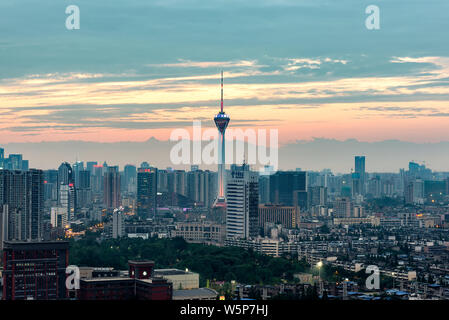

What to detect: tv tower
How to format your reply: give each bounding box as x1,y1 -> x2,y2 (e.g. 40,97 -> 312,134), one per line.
213,70 -> 230,207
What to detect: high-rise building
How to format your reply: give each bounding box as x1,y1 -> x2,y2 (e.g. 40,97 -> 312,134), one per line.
111,207 -> 125,238
186,169 -> 215,207
0,151 -> 29,171
140,161 -> 150,169
354,156 -> 366,195
58,162 -> 73,186
78,170 -> 90,189
213,71 -> 230,208
9,154 -> 23,170
351,172 -> 362,197
354,156 -> 365,175
72,161 -> 84,185
225,164 -> 259,239
76,170 -> 92,208
124,164 -> 137,194
174,170 -> 186,197
308,186 -> 328,207
104,166 -> 121,210
333,197 -> 353,218
21,160 -> 29,171
57,162 -> 73,206
137,167 -> 158,220
2,241 -> 69,300
269,171 -> 307,207
157,169 -> 168,193
258,204 -> 299,229
51,207 -> 68,228
404,179 -> 425,205
86,161 -> 98,173
92,164 -> 104,194
59,183 -> 76,221
258,175 -> 270,205
367,176 -> 382,199
0,169 -> 44,249
43,170 -> 58,202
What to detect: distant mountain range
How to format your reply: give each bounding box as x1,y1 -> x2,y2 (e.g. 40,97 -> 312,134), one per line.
2,138 -> 449,173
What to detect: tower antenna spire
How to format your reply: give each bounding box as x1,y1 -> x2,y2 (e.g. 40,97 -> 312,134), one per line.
220,70 -> 224,112
213,69 -> 230,208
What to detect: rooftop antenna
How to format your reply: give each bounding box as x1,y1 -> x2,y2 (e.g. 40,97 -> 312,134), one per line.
220,70 -> 224,113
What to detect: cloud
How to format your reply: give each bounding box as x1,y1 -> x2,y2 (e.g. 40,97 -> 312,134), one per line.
147,59 -> 261,69
1,54 -> 449,142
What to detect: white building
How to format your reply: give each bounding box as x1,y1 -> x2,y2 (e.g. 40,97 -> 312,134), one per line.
50,207 -> 68,228
225,164 -> 259,239
154,268 -> 199,290
111,207 -> 125,238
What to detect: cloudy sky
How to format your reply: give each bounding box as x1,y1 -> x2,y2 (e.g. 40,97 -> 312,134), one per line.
1,0 -> 449,170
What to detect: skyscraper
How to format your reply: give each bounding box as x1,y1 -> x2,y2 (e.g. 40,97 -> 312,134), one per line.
269,171 -> 307,207
57,162 -> 73,206
92,164 -> 104,194
213,71 -> 230,208
124,164 -> 137,194
43,169 -> 58,202
187,169 -> 215,207
9,154 -> 23,170
308,186 -> 328,207
103,166 -> 121,210
0,169 -> 44,248
58,162 -> 73,186
59,183 -> 76,221
111,207 -> 125,239
76,170 -> 92,208
225,163 -> 259,239
86,161 -> 98,173
137,167 -> 158,220
258,175 -> 270,205
354,156 -> 366,195
354,156 -> 365,175
72,161 -> 84,187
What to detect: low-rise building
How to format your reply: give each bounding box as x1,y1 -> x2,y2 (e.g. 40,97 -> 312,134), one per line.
154,268 -> 199,290
173,288 -> 218,300
171,221 -> 225,244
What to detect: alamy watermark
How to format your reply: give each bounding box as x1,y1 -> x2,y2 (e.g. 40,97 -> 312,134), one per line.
66,265 -> 80,290
365,5 -> 380,30
365,265 -> 380,290
169,121 -> 278,171
66,5 -> 80,30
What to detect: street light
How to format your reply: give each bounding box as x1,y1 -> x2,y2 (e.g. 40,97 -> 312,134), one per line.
317,261 -> 324,296
317,261 -> 323,280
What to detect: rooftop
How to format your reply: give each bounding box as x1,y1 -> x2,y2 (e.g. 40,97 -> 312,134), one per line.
81,277 -> 133,283
128,260 -> 155,265
173,288 -> 218,300
154,268 -> 196,276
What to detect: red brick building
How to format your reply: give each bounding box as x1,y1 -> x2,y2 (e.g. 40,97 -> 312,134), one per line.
78,260 -> 172,300
2,241 -> 69,300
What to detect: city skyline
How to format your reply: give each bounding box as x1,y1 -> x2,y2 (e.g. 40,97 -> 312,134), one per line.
3,0 -> 449,306
3,138 -> 449,173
